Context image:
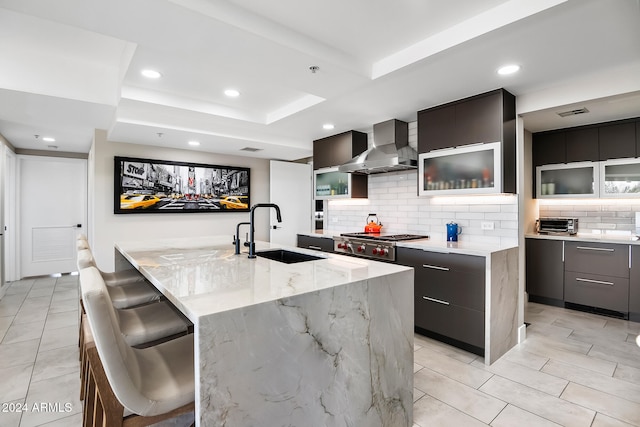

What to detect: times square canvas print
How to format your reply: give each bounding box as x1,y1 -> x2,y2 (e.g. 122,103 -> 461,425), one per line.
114,156 -> 250,213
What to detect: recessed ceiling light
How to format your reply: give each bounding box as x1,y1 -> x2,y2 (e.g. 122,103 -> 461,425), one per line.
141,69 -> 162,79
42,137 -> 55,142
323,123 -> 335,130
224,89 -> 240,97
497,64 -> 520,75
188,141 -> 200,146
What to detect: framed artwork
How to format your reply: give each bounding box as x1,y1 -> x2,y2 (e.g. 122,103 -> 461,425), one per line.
114,156 -> 250,213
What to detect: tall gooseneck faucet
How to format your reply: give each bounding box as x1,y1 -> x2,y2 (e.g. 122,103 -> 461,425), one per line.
248,203 -> 282,258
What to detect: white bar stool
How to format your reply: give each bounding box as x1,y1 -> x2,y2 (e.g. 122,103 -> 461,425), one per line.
80,266 -> 194,426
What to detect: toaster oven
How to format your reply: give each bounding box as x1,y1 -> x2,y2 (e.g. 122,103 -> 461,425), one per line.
536,217 -> 579,235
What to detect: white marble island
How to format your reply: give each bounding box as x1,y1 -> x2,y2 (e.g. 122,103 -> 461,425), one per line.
115,236 -> 414,427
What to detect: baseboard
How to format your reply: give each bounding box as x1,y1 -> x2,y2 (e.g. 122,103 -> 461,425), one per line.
517,323 -> 527,344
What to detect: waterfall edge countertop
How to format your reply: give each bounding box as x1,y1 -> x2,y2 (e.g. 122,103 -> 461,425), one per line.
115,235 -> 415,426
115,235 -> 412,323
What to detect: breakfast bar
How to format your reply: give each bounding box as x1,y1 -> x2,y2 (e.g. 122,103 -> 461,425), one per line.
114,236 -> 414,426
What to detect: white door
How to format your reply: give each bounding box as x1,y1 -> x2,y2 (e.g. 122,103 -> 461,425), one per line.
269,160 -> 312,247
19,156 -> 87,277
4,148 -> 17,282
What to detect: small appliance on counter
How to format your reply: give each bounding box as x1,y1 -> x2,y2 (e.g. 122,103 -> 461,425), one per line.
446,222 -> 462,242
536,217 -> 579,235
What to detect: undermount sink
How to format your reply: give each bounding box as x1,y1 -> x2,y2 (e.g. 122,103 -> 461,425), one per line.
256,249 -> 323,264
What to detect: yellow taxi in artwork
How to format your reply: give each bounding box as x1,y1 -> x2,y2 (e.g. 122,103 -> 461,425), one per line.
219,195 -> 248,210
120,194 -> 161,209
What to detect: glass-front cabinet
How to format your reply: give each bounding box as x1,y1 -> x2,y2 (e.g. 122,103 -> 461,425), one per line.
536,162 -> 599,198
418,142 -> 502,196
600,158 -> 640,197
314,167 -> 367,199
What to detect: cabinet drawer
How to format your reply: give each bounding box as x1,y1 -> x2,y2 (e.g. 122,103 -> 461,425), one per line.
564,241 -> 629,278
415,271 -> 485,312
415,296 -> 484,349
400,249 -> 485,274
296,235 -> 333,252
564,271 -> 629,313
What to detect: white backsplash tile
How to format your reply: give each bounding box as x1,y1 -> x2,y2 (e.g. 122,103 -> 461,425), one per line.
326,169 -> 518,246
539,201 -> 640,235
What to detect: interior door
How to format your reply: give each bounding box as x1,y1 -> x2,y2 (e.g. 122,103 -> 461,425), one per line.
19,156 -> 87,277
269,160 -> 312,247
4,148 -> 17,283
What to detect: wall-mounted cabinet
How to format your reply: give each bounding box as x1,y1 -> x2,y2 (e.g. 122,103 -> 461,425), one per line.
418,142 -> 502,196
536,162 -> 599,198
417,88 -> 516,194
314,167 -> 367,199
600,158 -> 640,197
313,130 -> 368,170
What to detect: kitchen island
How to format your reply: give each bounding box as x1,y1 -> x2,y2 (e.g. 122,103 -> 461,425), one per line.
114,236 -> 414,427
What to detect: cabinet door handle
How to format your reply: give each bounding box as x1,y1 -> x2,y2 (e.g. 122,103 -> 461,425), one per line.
422,296 -> 450,305
576,246 -> 615,252
575,277 -> 614,286
308,245 -> 322,251
422,264 -> 450,271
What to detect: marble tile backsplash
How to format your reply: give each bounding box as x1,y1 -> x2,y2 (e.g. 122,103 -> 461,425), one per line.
539,201 -> 640,235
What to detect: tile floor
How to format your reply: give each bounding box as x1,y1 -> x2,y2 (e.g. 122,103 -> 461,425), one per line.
1,275 -> 640,426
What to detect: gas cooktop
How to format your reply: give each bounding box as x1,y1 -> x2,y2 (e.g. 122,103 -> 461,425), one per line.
339,232 -> 429,242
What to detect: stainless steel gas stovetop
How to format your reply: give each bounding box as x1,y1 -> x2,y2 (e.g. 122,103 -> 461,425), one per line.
333,232 -> 429,261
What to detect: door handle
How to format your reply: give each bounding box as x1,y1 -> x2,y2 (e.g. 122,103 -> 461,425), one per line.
271,225 -> 282,230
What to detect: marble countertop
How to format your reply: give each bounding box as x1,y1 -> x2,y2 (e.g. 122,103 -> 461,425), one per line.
115,236 -> 412,322
299,230 -> 517,256
526,232 -> 640,245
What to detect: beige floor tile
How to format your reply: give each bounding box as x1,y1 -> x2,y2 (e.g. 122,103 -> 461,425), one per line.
0,295 -> 27,317
519,337 -> 616,376
12,308 -> 48,326
414,369 -> 506,424
614,364 -> 640,385
43,312 -> 77,332
38,325 -> 78,353
413,363 -> 423,373
479,375 -> 595,427
50,290 -> 77,304
591,412 -> 637,427
1,320 -> 45,345
524,334 -> 593,356
413,395 -> 488,427
413,334 -> 479,364
415,345 -> 493,389
490,404 -> 562,427
0,339 -> 40,367
0,398 -> 25,427
413,388 -> 425,403
501,345 -> 549,371
561,382 -> 640,426
26,288 -> 54,299
604,318 -> 640,336
0,363 -> 34,403
525,322 -> 573,339
470,357 -> 568,397
37,412 -> 83,426
588,343 -> 640,371
20,372 -> 81,427
32,345 -> 79,383
568,327 -> 634,350
542,359 -> 640,404
48,299 -> 79,315
551,312 -> 608,331
30,278 -> 57,289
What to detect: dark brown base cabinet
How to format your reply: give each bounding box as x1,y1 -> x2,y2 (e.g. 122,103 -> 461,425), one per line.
297,235 -> 334,252
525,238 -> 564,306
397,247 -> 485,355
527,237 -> 637,320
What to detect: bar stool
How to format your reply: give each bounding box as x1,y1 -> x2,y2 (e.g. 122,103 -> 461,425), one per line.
77,248 -> 161,308
81,266 -> 195,426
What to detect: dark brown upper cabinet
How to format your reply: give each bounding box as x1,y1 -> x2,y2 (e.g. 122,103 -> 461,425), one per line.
418,89 -> 515,153
313,130 -> 368,170
565,127 -> 599,162
532,131 -> 566,167
599,121 -> 636,160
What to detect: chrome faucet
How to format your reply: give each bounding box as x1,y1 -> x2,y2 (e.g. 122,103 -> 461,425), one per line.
248,203 -> 282,258
233,222 -> 251,255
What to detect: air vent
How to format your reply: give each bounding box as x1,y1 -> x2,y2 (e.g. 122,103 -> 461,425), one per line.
557,107 -> 589,117
240,147 -> 262,152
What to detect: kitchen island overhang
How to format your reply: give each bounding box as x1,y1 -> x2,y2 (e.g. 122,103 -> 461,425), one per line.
115,236 -> 414,427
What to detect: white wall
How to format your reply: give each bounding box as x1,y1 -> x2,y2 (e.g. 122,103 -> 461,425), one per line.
90,130 -> 271,271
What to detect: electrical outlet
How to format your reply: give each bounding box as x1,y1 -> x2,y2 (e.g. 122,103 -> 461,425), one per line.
481,221 -> 494,230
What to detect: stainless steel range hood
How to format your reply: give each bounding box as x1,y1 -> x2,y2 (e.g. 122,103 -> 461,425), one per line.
338,119 -> 417,174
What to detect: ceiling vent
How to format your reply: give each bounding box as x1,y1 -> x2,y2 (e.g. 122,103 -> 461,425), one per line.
557,107 -> 589,117
240,147 -> 262,152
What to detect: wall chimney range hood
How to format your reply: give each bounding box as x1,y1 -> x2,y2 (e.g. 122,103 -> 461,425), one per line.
338,119 -> 417,174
